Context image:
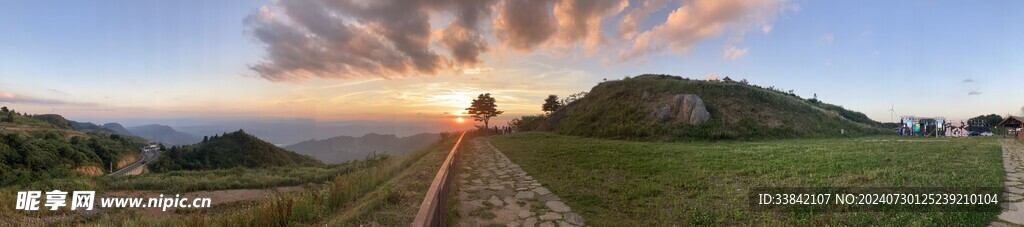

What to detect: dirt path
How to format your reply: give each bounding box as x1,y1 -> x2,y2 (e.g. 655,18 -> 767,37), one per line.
994,139 -> 1024,226
455,137 -> 585,227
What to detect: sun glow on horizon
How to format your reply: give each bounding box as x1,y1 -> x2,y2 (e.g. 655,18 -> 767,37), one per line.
455,117 -> 465,124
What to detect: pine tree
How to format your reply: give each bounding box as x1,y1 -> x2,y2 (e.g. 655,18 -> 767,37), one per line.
542,95 -> 562,115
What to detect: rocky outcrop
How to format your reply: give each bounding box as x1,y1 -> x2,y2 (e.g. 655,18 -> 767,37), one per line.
117,153 -> 139,169
653,94 -> 710,125
74,166 -> 104,176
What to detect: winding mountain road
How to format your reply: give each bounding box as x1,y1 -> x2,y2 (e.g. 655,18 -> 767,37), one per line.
110,146 -> 159,177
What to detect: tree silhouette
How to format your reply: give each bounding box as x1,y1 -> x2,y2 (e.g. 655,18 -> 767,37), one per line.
0,106 -> 11,122
466,93 -> 503,129
969,114 -> 1003,127
542,95 -> 562,115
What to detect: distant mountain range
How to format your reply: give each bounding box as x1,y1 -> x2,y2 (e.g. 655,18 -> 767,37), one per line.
285,133 -> 440,164
68,120 -> 120,134
126,124 -> 202,146
68,120 -> 202,146
66,117 -> 468,147
169,119 -> 469,146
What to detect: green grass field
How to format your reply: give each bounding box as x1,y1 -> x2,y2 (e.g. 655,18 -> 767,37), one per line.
490,132 -> 1004,226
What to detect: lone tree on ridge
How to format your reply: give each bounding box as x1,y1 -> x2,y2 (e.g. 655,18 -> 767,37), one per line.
466,93 -> 503,129
542,95 -> 562,115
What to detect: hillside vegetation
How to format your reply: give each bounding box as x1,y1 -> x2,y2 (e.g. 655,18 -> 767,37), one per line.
543,74 -> 889,140
0,110 -> 143,186
147,130 -> 322,172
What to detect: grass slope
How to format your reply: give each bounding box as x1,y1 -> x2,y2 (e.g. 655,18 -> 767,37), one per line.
320,133 -> 458,225
551,74 -> 890,140
106,157 -> 387,193
491,132 -> 1002,226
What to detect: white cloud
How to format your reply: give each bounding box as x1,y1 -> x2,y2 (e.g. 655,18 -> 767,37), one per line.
705,73 -> 720,81
723,46 -> 749,60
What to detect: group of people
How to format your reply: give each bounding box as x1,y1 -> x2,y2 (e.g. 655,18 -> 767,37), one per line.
487,125 -> 517,135
898,119 -> 971,137
943,121 -> 970,137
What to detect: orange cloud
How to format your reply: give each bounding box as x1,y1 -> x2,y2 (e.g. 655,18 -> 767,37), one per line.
552,0 -> 629,51
0,92 -> 94,106
493,0 -> 558,51
246,0 -> 791,82
620,0 -> 783,61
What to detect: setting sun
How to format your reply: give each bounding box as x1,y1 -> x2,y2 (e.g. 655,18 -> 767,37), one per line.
455,117 -> 465,124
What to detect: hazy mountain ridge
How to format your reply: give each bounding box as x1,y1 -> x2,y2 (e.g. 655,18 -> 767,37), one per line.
102,123 -> 133,135
172,119 -> 469,146
67,121 -> 136,136
127,124 -> 202,146
285,133 -> 440,164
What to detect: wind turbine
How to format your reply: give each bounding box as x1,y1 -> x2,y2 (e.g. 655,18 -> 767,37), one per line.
889,103 -> 895,123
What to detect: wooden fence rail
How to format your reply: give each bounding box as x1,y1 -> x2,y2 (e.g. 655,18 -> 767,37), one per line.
412,131 -> 467,227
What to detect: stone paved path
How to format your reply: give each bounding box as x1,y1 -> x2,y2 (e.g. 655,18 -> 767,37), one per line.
456,137 -> 585,227
994,139 -> 1024,226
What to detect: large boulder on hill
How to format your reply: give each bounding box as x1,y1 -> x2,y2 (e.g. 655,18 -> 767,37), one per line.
545,74 -> 890,140
654,94 -> 710,125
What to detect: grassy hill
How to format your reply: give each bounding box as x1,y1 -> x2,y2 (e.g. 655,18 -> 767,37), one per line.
147,130 -> 322,172
285,133 -> 439,164
542,74 -> 890,140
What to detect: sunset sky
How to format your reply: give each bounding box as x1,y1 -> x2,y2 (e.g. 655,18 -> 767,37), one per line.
1,0 -> 1023,127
